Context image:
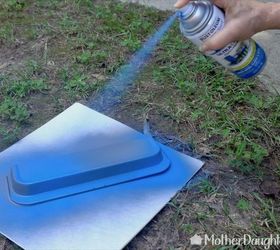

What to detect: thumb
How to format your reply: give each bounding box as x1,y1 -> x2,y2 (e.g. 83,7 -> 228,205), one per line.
202,21 -> 239,51
211,0 -> 228,8
174,0 -> 191,8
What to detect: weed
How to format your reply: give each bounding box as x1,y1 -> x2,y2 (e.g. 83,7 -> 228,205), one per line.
58,67 -> 70,82
0,98 -> 29,123
75,0 -> 93,8
177,80 -> 197,96
64,73 -> 99,98
0,0 -> 25,11
181,223 -> 194,234
121,36 -> 141,51
92,50 -> 108,65
222,200 -> 230,217
0,126 -> 20,145
193,54 -> 215,73
35,0 -> 61,9
254,194 -> 280,232
3,79 -> 48,98
59,14 -> 79,35
64,74 -> 88,92
199,180 -> 218,195
0,24 -> 14,43
25,60 -> 43,76
196,211 -> 209,222
228,139 -> 268,175
190,108 -> 205,121
236,198 -> 251,211
76,51 -> 92,65
229,159 -> 255,176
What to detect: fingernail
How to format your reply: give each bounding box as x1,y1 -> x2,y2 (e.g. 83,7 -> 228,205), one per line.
200,44 -> 207,52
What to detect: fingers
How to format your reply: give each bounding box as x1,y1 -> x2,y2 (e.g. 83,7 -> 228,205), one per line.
211,0 -> 227,8
175,0 -> 226,9
174,0 -> 190,8
202,21 -> 240,51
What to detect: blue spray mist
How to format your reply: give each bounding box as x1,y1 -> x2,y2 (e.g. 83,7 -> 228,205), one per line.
88,14 -> 177,112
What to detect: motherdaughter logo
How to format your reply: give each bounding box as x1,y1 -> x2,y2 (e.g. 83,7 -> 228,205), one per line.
190,234 -> 280,249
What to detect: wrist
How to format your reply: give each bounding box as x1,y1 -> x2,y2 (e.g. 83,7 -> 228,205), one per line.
260,2 -> 280,30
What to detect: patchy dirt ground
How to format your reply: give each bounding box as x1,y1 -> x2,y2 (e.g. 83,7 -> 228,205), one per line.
0,0 -> 279,249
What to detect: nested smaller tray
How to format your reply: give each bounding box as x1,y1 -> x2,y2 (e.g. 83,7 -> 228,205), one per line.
7,136 -> 170,205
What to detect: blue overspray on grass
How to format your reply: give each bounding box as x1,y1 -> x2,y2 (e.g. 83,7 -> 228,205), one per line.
88,14 -> 177,112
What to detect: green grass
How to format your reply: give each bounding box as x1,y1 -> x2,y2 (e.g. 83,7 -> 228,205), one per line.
0,24 -> 14,42
3,79 -> 48,98
0,126 -> 19,144
76,51 -> 92,65
255,194 -> 280,231
0,0 -> 167,147
199,179 -> 218,196
236,198 -> 251,211
0,65 -> 49,125
0,0 -> 25,12
181,223 -> 194,234
0,98 -> 29,122
63,72 -> 100,99
137,25 -> 280,176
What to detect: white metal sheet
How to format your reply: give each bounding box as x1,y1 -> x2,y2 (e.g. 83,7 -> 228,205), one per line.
0,103 -> 203,250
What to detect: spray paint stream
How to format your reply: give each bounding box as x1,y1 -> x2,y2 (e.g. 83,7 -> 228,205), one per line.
88,14 -> 177,112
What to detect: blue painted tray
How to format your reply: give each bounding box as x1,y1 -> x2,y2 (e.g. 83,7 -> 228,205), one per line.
7,136 -> 170,205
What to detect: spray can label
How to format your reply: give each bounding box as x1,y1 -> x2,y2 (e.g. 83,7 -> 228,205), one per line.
179,2 -> 267,79
230,40 -> 267,79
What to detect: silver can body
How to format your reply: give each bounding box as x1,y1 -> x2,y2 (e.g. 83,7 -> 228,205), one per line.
178,1 -> 266,79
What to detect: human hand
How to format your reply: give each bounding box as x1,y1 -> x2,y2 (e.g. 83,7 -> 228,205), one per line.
174,0 -> 191,8
175,0 -> 269,51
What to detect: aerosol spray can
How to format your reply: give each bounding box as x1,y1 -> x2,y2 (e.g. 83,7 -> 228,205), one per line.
178,1 -> 266,79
